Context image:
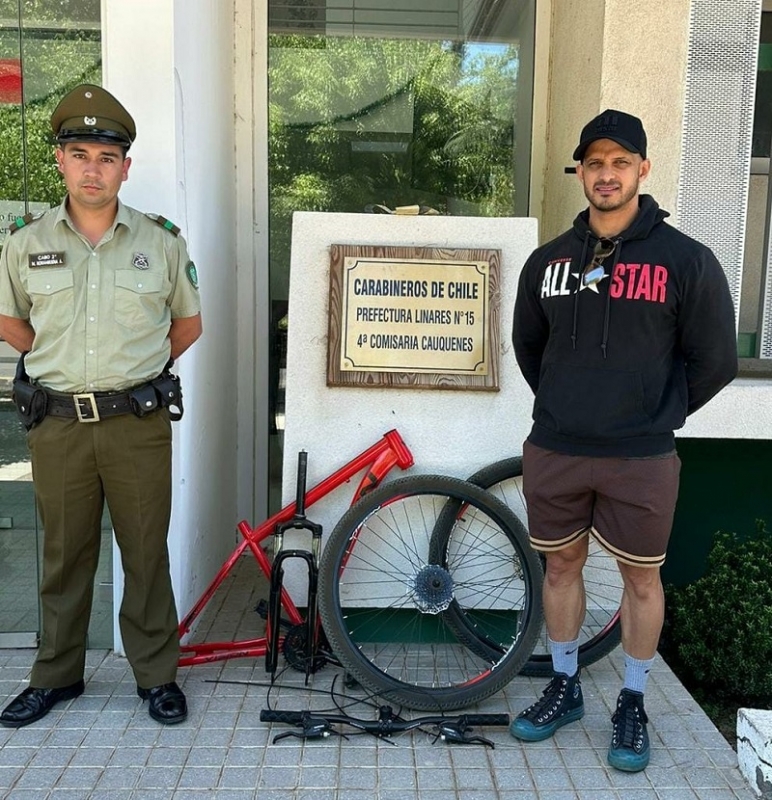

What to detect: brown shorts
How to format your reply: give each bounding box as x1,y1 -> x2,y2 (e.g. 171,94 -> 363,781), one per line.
522,440 -> 681,568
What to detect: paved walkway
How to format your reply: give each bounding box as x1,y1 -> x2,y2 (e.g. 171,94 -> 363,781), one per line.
0,555 -> 756,800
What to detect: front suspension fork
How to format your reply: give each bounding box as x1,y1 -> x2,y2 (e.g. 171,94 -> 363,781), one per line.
265,450 -> 323,683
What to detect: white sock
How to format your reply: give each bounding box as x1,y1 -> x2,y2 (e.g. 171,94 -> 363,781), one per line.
623,651 -> 654,694
550,636 -> 579,677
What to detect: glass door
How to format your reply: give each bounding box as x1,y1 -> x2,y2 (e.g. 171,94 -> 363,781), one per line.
0,0 -> 108,647
0,2 -> 38,646
266,0 -> 536,508
0,397 -> 39,648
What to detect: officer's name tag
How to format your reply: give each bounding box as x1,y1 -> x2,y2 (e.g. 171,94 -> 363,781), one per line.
29,252 -> 66,268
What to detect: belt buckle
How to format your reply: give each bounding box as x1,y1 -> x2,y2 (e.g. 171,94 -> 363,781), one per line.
73,393 -> 100,423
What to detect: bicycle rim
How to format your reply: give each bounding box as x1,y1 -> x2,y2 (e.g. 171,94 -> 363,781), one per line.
467,457 -> 622,676
318,475 -> 543,711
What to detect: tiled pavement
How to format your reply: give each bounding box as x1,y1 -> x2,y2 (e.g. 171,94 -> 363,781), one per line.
0,556 -> 756,800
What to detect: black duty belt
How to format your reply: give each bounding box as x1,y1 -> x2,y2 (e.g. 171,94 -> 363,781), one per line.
12,355 -> 183,429
46,389 -> 145,423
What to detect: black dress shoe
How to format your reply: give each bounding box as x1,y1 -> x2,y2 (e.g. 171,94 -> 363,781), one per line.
137,681 -> 187,724
0,680 -> 85,728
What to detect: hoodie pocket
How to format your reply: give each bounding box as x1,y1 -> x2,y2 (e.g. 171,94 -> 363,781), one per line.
534,363 -> 651,440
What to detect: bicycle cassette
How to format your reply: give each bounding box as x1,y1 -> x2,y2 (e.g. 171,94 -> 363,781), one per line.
411,564 -> 454,614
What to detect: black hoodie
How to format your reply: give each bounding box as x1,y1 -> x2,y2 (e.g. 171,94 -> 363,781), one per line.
513,195 -> 738,458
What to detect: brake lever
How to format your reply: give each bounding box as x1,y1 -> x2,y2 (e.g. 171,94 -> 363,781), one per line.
272,718 -> 336,743
272,719 -> 352,744
438,722 -> 495,748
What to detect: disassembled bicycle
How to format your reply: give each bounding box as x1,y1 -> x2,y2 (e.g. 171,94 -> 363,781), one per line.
178,429 -> 414,667
179,429 -> 623,713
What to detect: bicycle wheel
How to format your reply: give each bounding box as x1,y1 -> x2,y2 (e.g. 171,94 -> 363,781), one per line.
467,457 -> 622,676
318,475 -> 543,711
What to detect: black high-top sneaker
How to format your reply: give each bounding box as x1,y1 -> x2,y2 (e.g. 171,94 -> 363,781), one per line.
510,672 -> 584,742
607,689 -> 650,772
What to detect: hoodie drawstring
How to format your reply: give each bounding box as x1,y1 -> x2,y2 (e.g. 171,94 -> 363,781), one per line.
571,236 -> 623,358
571,232 -> 591,351
601,240 -> 623,358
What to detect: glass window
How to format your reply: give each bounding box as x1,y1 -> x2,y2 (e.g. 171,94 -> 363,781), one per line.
752,13 -> 772,158
267,0 -> 536,506
0,0 -> 101,242
0,0 -> 108,648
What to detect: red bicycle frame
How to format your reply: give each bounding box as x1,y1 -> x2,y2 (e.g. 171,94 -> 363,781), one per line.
178,429 -> 414,666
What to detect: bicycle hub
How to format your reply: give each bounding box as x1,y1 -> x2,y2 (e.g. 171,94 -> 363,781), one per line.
410,565 -> 454,614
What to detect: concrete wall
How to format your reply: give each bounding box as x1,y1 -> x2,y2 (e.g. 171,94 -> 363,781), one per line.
680,378 -> 772,439
103,0 -> 238,649
743,173 -> 767,335
539,0 -> 605,242
540,0 -> 691,242
233,1 -> 270,527
599,0 -> 690,222
282,212 -> 538,562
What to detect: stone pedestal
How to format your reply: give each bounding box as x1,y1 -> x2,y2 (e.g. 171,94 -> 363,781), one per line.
738,709 -> 772,798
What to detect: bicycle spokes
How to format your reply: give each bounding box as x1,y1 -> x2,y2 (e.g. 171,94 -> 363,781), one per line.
318,475 -> 543,711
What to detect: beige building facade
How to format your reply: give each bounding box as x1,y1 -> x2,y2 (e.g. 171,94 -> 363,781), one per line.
0,0 -> 769,646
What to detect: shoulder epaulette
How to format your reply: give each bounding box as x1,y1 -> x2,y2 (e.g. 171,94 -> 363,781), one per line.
9,212 -> 43,235
146,213 -> 180,236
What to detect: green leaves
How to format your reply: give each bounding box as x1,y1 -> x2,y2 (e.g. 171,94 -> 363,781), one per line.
664,522 -> 772,704
0,11 -> 101,210
268,35 -> 519,217
266,35 -> 521,296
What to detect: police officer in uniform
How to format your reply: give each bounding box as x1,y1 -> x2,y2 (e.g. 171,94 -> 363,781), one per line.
0,84 -> 202,727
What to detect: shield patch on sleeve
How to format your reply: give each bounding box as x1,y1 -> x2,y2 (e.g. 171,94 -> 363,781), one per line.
185,261 -> 199,289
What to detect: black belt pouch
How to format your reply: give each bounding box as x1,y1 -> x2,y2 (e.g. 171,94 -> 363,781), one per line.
151,373 -> 183,421
12,353 -> 47,430
129,383 -> 159,418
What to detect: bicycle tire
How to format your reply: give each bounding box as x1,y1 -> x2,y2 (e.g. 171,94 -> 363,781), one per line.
467,457 -> 622,676
318,475 -> 543,711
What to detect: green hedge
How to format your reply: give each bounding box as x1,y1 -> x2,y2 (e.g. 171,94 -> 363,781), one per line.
663,522 -> 772,705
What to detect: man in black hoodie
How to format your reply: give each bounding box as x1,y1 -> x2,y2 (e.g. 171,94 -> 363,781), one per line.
510,110 -> 737,772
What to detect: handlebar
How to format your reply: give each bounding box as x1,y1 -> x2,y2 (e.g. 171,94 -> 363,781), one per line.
260,709 -> 306,725
259,708 -> 509,729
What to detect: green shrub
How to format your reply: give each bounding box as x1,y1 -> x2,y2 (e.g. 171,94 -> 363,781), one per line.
663,521 -> 772,705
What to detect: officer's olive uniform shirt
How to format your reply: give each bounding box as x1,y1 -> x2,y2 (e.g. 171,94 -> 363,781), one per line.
0,199 -> 201,392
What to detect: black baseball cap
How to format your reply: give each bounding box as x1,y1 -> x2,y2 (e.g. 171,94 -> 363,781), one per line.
573,109 -> 647,162
51,84 -> 136,149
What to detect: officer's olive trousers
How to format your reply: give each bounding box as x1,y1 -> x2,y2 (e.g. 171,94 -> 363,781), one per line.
27,410 -> 179,689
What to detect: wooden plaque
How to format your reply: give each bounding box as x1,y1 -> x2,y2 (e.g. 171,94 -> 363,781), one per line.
327,244 -> 501,390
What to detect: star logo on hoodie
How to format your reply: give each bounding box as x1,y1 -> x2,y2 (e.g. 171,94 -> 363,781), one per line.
571,271 -> 608,293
